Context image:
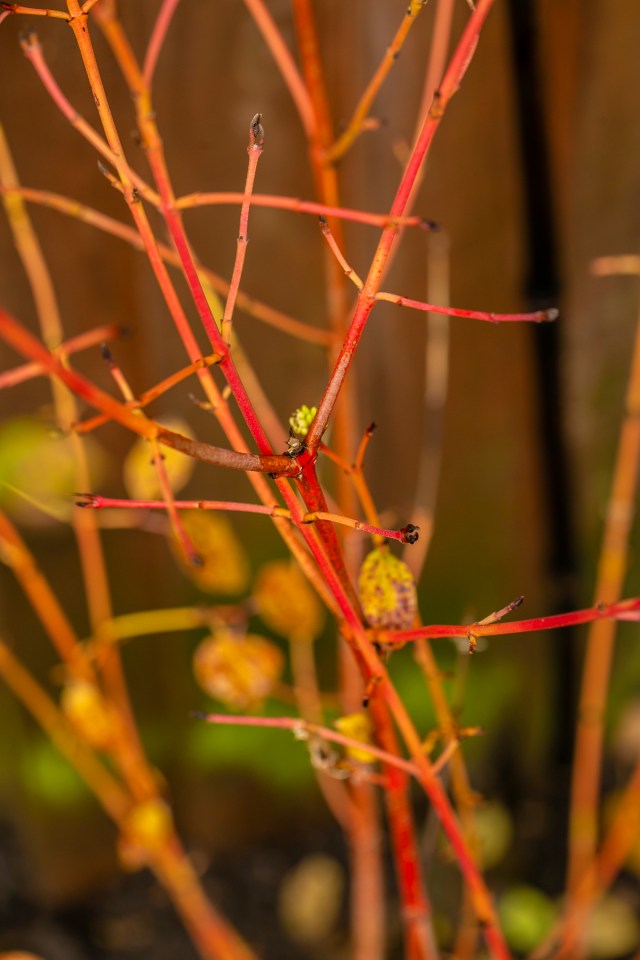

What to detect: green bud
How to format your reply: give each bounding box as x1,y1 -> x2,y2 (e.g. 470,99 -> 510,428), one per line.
289,405 -> 317,436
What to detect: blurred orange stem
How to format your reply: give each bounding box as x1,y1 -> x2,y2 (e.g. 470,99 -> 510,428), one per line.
325,0 -> 429,162
567,289 -> 640,908
0,639 -> 129,820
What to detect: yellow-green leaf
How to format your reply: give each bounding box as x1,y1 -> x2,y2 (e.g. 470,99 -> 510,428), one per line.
193,629 -> 284,710
60,680 -> 121,750
123,416 -> 195,501
358,546 -> 417,630
0,417 -> 104,526
254,560 -> 325,640
334,712 -> 376,764
173,510 -> 250,595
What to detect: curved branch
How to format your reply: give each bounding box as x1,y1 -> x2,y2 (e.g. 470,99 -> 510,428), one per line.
0,307 -> 299,477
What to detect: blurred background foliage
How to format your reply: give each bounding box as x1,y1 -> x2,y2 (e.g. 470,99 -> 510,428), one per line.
0,1 -> 639,957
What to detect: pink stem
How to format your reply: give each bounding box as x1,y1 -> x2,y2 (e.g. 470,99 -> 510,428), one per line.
375,293 -> 558,324
177,191 -> 429,230
241,0 -> 316,138
195,712 -> 426,779
143,0 -> 181,88
75,494 -> 418,542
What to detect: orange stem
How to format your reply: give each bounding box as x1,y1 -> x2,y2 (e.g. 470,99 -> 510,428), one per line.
567,293 -> 640,901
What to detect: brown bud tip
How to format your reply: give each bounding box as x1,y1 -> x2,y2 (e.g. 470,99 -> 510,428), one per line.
545,307 -> 560,322
100,342 -> 114,365
74,493 -> 96,508
401,523 -> 420,544
420,218 -> 440,232
249,113 -> 264,148
19,27 -> 39,52
97,160 -> 113,180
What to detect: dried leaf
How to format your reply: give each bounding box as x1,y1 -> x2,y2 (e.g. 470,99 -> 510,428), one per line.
193,629 -> 283,710
358,546 -> 417,630
123,416 -> 195,501
586,894 -> 640,958
60,679 -> 120,750
254,560 -> 325,639
278,854 -> 344,943
119,798 -> 173,870
173,511 -> 250,595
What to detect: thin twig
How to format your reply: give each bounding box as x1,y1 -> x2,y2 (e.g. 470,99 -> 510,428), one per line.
0,184 -> 333,346
100,345 -> 200,566
75,494 -> 420,544
0,308 -> 300,477
241,0 -> 316,139
325,0 -> 429,162
375,291 -> 558,323
222,114 -> 264,344
193,711 -> 461,781
306,0 -> 497,451
177,191 -> 431,231
383,598 -> 640,647
143,0 -> 181,88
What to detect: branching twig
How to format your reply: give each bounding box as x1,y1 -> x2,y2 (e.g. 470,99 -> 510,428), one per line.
0,308 -> 300,477
75,493 -> 420,545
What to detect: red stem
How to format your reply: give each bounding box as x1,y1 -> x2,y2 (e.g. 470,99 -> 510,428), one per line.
306,0 -> 496,450
295,456 -> 362,615
143,124 -> 274,454
370,696 -> 437,960
0,308 -> 299,476
0,322 -> 121,388
386,598 -> 640,644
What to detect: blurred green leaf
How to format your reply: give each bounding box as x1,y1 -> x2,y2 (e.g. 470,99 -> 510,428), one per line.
20,738 -> 90,809
0,417 -> 103,526
474,800 -> 514,869
498,885 -> 557,953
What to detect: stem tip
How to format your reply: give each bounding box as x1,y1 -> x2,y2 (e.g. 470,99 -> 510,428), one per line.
401,523 -> 420,544
249,113 -> 264,148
